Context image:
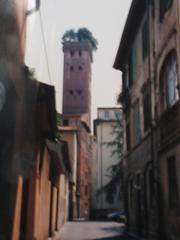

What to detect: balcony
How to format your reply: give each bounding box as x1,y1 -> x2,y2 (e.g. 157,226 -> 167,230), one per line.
159,100 -> 180,148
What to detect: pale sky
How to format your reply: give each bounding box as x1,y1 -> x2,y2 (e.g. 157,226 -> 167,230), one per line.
25,0 -> 132,120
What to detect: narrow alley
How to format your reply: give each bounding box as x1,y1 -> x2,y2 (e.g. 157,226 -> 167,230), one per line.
0,0 -> 180,239
54,221 -> 137,240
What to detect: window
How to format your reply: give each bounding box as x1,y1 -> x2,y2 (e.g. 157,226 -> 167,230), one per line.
70,50 -> 74,56
126,122 -> 131,151
115,111 -> 121,120
133,101 -> 141,144
70,66 -> 74,71
63,119 -> 69,126
77,89 -> 82,95
79,65 -> 83,71
122,69 -> 129,89
143,84 -> 152,132
151,0 -> 155,18
129,179 -> 133,209
79,50 -> 82,56
85,185 -> 88,195
104,110 -> 109,119
148,168 -> 154,208
160,51 -> 179,112
129,46 -> 137,86
167,156 -> 178,208
69,90 -> 73,95
142,18 -> 149,60
159,0 -> 173,21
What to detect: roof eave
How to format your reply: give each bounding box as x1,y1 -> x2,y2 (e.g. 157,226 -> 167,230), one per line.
113,0 -> 146,71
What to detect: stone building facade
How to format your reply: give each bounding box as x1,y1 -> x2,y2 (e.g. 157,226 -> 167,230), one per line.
114,0 -> 180,239
62,41 -> 93,219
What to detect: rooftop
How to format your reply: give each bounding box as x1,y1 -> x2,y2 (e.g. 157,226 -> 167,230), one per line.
113,0 -> 147,70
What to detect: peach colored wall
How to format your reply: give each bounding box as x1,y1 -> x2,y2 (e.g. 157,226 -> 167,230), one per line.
11,176 -> 23,240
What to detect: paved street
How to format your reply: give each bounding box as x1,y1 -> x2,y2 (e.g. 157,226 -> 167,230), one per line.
54,221 -> 137,240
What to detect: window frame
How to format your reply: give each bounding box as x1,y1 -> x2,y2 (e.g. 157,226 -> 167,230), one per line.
159,0 -> 173,22
133,100 -> 141,144
159,51 -> 179,113
142,17 -> 149,60
142,83 -> 152,132
167,156 -> 179,208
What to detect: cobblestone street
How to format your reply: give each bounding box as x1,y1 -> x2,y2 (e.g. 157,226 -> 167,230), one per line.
54,221 -> 138,240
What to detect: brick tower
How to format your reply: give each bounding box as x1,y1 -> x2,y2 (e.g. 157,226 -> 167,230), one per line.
62,41 -> 93,219
62,41 -> 92,127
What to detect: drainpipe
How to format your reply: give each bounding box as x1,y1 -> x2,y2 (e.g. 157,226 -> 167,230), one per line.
176,0 -> 180,92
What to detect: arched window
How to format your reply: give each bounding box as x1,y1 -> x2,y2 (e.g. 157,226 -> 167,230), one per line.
70,50 -> 74,57
159,51 -> 179,112
159,0 -> 173,21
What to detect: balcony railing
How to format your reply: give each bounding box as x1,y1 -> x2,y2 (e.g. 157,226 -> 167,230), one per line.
159,100 -> 180,147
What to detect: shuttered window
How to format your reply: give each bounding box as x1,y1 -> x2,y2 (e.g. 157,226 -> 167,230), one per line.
133,102 -> 141,144
167,156 -> 179,208
142,18 -> 149,60
159,0 -> 173,21
143,84 -> 151,132
129,47 -> 137,87
160,51 -> 179,112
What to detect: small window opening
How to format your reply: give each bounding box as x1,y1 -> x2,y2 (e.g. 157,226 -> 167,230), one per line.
79,66 -> 83,71
70,51 -> 74,56
77,90 -> 82,95
79,50 -> 82,56
69,90 -> 73,95
70,66 -> 74,71
63,119 -> 69,126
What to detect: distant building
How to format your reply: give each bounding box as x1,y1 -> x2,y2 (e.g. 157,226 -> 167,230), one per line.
58,126 -> 78,220
90,135 -> 97,217
93,108 -> 123,218
62,41 -> 93,219
114,0 -> 180,239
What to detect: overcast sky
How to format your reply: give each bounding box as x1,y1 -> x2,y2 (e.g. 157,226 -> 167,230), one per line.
25,0 -> 132,120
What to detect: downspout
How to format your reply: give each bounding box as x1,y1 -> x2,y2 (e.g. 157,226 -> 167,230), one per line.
176,0 -> 180,92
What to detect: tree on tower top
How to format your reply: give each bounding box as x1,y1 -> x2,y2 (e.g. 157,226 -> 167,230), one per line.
62,27 -> 98,51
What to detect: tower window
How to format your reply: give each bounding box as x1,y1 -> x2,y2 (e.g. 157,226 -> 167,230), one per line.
69,90 -> 74,95
77,90 -> 82,95
70,66 -> 74,71
70,51 -> 74,56
79,50 -> 82,56
79,66 -> 83,71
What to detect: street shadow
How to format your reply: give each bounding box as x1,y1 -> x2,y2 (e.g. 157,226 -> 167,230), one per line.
90,233 -> 137,240
100,225 -> 125,233
88,225 -> 131,240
